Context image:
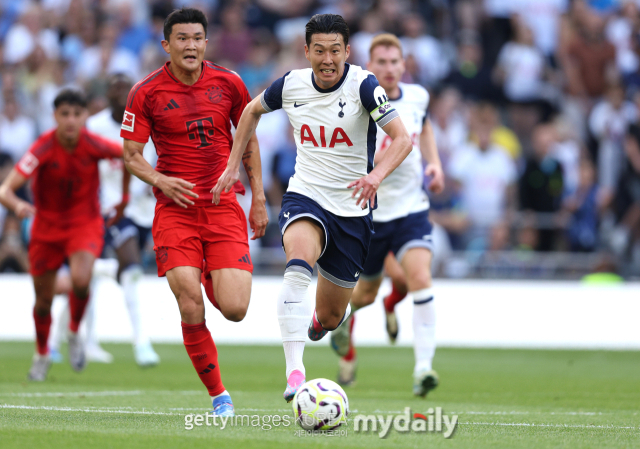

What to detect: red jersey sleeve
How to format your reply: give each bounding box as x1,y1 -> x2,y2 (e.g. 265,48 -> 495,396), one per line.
14,134 -> 53,178
120,79 -> 153,143
83,130 -> 123,159
229,74 -> 252,128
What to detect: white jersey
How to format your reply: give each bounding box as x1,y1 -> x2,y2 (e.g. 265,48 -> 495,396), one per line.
374,82 -> 430,222
86,108 -> 157,228
261,63 -> 398,217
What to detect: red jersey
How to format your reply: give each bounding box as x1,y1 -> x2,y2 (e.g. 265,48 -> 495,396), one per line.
120,61 -> 251,206
16,128 -> 123,239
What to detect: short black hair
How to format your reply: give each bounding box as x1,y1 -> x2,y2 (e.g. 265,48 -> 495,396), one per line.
53,89 -> 87,109
164,7 -> 208,41
305,14 -> 350,47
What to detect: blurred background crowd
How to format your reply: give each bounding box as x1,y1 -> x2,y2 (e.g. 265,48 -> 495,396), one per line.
0,0 -> 639,279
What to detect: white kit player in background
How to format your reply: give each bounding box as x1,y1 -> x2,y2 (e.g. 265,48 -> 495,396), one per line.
329,34 -> 445,396
49,74 -> 160,366
213,14 -> 413,402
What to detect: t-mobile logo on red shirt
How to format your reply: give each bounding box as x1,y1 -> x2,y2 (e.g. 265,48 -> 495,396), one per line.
121,111 -> 135,132
186,117 -> 214,148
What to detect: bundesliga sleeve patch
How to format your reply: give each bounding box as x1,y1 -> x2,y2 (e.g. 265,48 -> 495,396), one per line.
18,152 -> 39,175
121,111 -> 135,132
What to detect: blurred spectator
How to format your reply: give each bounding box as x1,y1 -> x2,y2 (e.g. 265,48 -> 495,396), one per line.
269,127 -> 297,204
519,123 -> 565,251
551,117 -> 581,197
237,29 -> 278,96
0,95 -> 37,162
400,15 -> 450,87
113,3 -> 153,56
445,31 -> 502,102
588,82 -> 637,205
605,0 -> 640,77
448,112 -> 518,246
350,11 -> 384,67
217,4 -> 252,66
3,5 -> 60,65
564,156 -> 600,251
472,102 -> 521,160
517,0 -> 569,57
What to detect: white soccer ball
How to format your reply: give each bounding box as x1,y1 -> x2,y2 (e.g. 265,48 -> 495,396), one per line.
292,378 -> 349,431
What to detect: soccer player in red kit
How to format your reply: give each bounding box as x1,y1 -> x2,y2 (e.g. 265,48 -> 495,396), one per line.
121,8 -> 267,416
0,89 -> 126,381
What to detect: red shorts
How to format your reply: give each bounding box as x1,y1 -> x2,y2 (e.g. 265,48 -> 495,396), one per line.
152,200 -> 253,277
29,217 -> 105,276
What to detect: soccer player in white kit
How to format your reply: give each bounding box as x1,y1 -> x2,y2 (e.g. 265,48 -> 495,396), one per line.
330,34 -> 445,396
213,15 -> 412,401
50,74 -> 160,366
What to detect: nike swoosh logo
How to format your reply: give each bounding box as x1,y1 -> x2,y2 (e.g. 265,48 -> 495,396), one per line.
284,301 -> 302,304
294,102 -> 307,108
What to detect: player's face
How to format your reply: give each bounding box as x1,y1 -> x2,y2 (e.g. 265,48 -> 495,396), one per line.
305,33 -> 350,89
162,23 -> 208,73
107,78 -> 133,111
367,45 -> 405,93
54,104 -> 87,141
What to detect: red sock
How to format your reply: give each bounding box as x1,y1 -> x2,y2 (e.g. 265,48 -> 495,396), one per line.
383,283 -> 407,313
68,290 -> 89,333
343,315 -> 356,361
33,308 -> 51,356
201,272 -> 220,311
182,321 -> 225,397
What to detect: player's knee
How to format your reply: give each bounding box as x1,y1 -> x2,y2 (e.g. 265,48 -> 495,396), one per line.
317,308 -> 343,330
407,269 -> 432,291
33,300 -> 52,316
71,281 -> 90,299
177,294 -> 205,322
220,303 -> 247,322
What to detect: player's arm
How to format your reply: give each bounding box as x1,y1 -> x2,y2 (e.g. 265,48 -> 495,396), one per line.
349,117 -> 412,208
211,96 -> 267,204
0,169 -> 36,218
241,132 -> 269,240
123,138 -> 198,209
420,118 -> 445,194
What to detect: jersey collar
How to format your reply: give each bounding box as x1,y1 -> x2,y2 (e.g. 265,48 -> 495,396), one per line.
311,63 -> 350,93
163,61 -> 207,86
388,86 -> 403,101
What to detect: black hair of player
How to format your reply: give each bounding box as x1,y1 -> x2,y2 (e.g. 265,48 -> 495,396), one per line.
163,7 -> 208,41
53,89 -> 87,109
305,14 -> 350,47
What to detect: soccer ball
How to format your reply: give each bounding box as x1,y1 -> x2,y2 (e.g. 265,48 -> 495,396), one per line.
292,378 -> 349,430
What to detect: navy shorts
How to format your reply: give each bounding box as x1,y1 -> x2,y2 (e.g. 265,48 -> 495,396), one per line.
361,210 -> 434,279
278,192 -> 373,288
104,217 -> 152,253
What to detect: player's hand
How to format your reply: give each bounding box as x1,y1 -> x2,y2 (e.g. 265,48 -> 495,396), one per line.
348,172 -> 382,209
105,200 -> 127,228
15,201 -> 36,219
249,196 -> 269,240
425,163 -> 445,194
157,175 -> 198,208
211,165 -> 240,205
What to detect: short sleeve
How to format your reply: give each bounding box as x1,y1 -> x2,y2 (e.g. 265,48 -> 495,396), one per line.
229,75 -> 252,128
84,131 -> 123,159
15,139 -> 52,178
120,83 -> 152,143
359,74 -> 399,128
260,71 -> 290,112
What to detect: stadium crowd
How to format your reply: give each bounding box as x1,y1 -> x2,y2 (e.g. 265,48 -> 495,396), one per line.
0,0 -> 638,278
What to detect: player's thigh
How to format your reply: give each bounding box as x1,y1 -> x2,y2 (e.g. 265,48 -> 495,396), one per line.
209,268 -> 251,322
165,265 -> 205,323
68,250 -> 96,292
282,218 -> 324,266
351,275 -> 383,308
400,247 -> 433,291
114,236 -> 142,270
383,252 -> 408,290
32,270 -> 58,312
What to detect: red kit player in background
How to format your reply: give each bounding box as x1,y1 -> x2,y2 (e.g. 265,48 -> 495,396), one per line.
0,89 -> 127,381
121,8 -> 267,416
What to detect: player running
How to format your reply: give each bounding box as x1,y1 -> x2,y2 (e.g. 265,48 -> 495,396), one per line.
121,8 -> 267,417
214,14 -> 413,402
0,89 -> 126,381
329,34 -> 445,396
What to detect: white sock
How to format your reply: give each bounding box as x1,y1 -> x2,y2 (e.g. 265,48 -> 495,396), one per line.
83,276 -> 100,348
277,265 -> 313,378
211,389 -> 230,400
412,288 -> 436,374
120,265 -> 149,347
49,295 -> 69,352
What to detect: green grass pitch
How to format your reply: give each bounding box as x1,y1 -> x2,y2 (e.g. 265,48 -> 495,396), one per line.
0,342 -> 638,449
